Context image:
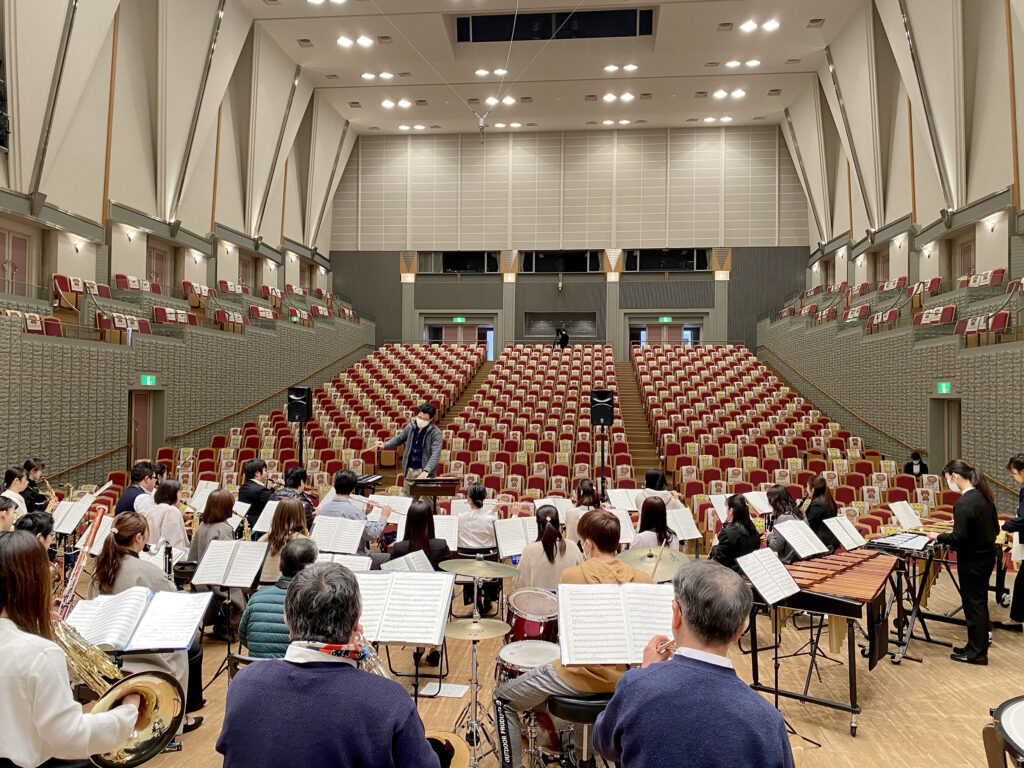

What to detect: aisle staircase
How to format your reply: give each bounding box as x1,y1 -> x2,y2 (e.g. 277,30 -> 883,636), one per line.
440,361 -> 493,428
614,362 -> 662,487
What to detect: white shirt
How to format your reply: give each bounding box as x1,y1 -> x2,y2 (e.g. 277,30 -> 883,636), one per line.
457,507 -> 497,549
284,643 -> 357,667
0,618 -> 137,767
134,490 -> 155,515
143,503 -> 190,550
675,645 -> 733,669
2,489 -> 28,521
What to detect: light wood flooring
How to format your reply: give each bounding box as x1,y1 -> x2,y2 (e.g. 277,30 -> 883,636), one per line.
142,575 -> 1021,768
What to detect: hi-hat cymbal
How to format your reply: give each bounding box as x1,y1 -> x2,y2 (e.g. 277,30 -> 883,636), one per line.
445,618 -> 512,641
439,559 -> 520,579
617,546 -> 689,582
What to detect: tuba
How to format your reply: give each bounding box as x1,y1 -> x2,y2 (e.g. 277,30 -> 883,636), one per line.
425,731 -> 471,768
55,509 -> 185,766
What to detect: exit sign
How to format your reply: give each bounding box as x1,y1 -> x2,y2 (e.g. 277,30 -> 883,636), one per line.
140,375 -> 156,386
658,316 -> 673,323
452,317 -> 466,323
936,382 -> 951,394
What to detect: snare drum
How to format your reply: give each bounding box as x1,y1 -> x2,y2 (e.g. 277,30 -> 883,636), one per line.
505,588 -> 558,643
495,640 -> 561,686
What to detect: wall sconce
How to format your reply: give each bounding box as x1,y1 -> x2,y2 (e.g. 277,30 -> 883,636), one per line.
986,217 -> 998,232
290,254 -> 296,262
267,259 -> 276,271
73,242 -> 82,253
837,248 -> 845,260
126,230 -> 135,242
193,252 -> 202,264
319,266 -> 326,276
812,264 -> 818,272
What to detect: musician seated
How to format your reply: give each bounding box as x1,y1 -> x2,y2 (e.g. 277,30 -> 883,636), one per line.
318,469 -> 392,567
0,531 -> 142,768
0,496 -> 17,532
13,511 -> 55,551
513,504 -> 582,591
630,497 -> 680,550
141,478 -> 189,551
113,461 -> 155,515
593,560 -> 794,768
388,501 -> 451,571
564,478 -> 602,546
709,495 -> 762,573
188,490 -> 245,640
216,562 -> 441,768
257,499 -> 310,584
493,510 -> 651,768
765,484 -> 806,564
269,467 -> 315,531
804,476 -> 839,552
2,467 -> 29,520
456,483 -> 500,611
633,468 -> 685,512
239,459 -> 274,537
239,538 -> 318,659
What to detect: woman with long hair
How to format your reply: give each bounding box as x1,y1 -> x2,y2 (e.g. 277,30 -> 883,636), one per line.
765,484 -> 804,564
0,530 -> 142,767
388,500 -> 450,571
565,478 -> 602,546
1002,454 -> 1024,624
631,497 -> 679,550
187,489 -> 243,643
709,494 -> 762,572
257,498 -> 309,584
804,475 -> 839,552
90,512 -> 203,730
633,468 -> 684,511
21,457 -> 49,514
141,478 -> 189,551
2,467 -> 29,520
930,460 -> 999,664
514,504 -> 583,590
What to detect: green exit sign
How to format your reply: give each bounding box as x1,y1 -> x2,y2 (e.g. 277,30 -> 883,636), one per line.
452,317 -> 466,323
937,381 -> 951,394
139,375 -> 156,386
658,316 -> 673,323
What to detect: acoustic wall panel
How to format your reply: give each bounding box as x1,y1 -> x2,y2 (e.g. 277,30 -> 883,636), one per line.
562,131 -> 614,249
358,136 -> 409,250
724,126 -> 778,246
409,134 -> 460,250
332,146 -> 359,250
615,130 -> 668,248
460,134 -> 510,250
667,129 -> 723,246
510,133 -> 562,248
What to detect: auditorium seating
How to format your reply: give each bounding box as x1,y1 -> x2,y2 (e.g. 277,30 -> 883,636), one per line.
95,311 -> 153,343
866,308 -> 898,334
842,305 -> 869,322
955,311 -> 1011,346
52,274 -> 112,310
877,276 -> 907,293
114,274 -> 162,294
288,307 -> 313,328
218,280 -> 250,296
286,283 -> 308,296
957,269 -> 1006,290
154,306 -> 197,326
250,305 -> 278,321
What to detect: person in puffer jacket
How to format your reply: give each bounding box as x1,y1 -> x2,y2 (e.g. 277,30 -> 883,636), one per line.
239,537 -> 319,658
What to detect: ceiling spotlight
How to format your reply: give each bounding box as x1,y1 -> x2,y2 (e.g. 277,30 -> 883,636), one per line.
397,98 -> 411,108
361,72 -> 375,80
745,59 -> 761,67
475,69 -> 489,76
493,68 -> 508,76
604,64 -> 619,72
381,99 -> 395,108
720,116 -> 733,122
413,124 -> 425,130
356,35 -> 373,47
307,0 -> 325,4
603,93 -> 617,102
703,116 -> 717,123
731,89 -> 746,98
495,122 -> 506,128
623,64 -> 638,72
725,60 -> 741,68
619,92 -> 634,102
739,19 -> 758,33
602,119 -> 615,125
618,119 -> 630,125
485,96 -> 499,106
510,122 -> 522,128
379,72 -> 393,79
398,124 -> 410,130
337,36 -> 353,47
328,0 -> 346,4
762,19 -> 780,31
502,95 -> 516,105
713,89 -> 728,99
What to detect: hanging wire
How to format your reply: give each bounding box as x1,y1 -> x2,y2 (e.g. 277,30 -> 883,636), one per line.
483,0 -> 520,120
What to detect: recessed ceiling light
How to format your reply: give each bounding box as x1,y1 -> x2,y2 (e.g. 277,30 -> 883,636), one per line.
356,35 -> 373,47
623,64 -> 638,72
475,69 -> 489,76
745,59 -> 761,67
510,122 -> 521,128
381,99 -> 395,109
618,119 -> 630,125
379,72 -> 393,80
485,96 -> 499,106
604,64 -> 619,72
502,95 -> 516,105
713,89 -> 728,99
397,98 -> 411,108
619,92 -> 634,102
720,116 -> 733,122
731,89 -> 746,98
739,19 -> 758,33
703,116 -> 717,123
602,119 -> 615,125
398,125 -> 410,130
762,19 -> 780,31
413,124 -> 425,130
603,93 -> 617,102
328,0 -> 346,4
495,122 -> 506,128
337,36 -> 353,47
361,73 -> 375,80
725,60 -> 741,68
307,0 -> 325,4
493,68 -> 508,76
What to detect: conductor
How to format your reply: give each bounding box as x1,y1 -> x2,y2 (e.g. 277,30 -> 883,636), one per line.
376,403 -> 443,504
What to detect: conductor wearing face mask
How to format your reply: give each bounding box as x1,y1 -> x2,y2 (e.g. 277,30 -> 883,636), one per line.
377,403 -> 443,504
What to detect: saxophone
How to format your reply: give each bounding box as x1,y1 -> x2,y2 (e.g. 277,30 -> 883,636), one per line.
43,477 -> 60,515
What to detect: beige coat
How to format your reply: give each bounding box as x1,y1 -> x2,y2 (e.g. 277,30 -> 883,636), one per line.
513,540 -> 583,591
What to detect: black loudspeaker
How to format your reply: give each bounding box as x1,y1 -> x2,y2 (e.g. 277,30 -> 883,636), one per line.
287,386 -> 312,423
590,389 -> 614,427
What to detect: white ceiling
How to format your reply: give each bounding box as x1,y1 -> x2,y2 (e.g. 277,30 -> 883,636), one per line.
241,0 -> 862,134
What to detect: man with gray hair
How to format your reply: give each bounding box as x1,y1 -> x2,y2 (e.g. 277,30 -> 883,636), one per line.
594,560 -> 794,767
217,563 -> 440,768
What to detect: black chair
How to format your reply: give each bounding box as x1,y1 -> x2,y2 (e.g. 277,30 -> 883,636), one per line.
547,693 -> 617,767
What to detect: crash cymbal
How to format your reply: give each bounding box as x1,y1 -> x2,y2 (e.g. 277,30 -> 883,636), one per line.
445,618 -> 512,641
439,559 -> 520,579
617,546 -> 689,582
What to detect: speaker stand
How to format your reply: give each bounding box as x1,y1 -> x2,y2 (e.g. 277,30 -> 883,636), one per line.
599,423 -> 608,501
298,421 -> 305,467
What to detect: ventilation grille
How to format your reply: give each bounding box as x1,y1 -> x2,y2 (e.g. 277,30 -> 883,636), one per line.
717,22 -> 733,31
297,38 -> 313,48
347,101 -> 362,108
807,18 -> 825,28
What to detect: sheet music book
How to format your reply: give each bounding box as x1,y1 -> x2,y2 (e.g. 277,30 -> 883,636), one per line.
139,547 -> 186,570
53,501 -> 87,535
189,486 -> 214,518
367,495 -> 413,515
823,516 -> 866,551
606,509 -> 636,545
736,549 -> 800,605
493,517 -> 536,559
354,572 -> 456,646
889,501 -> 923,530
191,540 -> 268,587
605,489 -> 638,511
536,498 -> 573,516
449,498 -> 499,517
432,515 -> 459,551
744,492 -> 773,516
773,519 -> 829,559
557,583 -> 674,665
232,501 -> 250,518
380,550 -> 434,573
252,501 -> 279,534
78,515 -> 113,555
315,488 -> 337,512
310,516 -> 366,554
665,508 -> 702,542
226,515 -> 245,533
67,586 -> 212,652
316,553 -> 372,571
709,495 -> 729,524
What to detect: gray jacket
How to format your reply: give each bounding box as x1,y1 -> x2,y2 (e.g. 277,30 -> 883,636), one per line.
385,421 -> 443,477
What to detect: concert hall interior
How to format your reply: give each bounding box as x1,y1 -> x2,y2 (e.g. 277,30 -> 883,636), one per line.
3,1 -> 1024,767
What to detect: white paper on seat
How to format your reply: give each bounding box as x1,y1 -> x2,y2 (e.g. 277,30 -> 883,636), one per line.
253,501 -> 279,534
317,553 -> 373,571
374,572 -> 456,646
824,516 -> 866,551
192,540 -> 268,587
744,492 -> 773,516
433,515 -> 459,551
773,519 -> 829,559
606,489 -> 638,511
737,549 -> 800,605
557,583 -> 673,665
889,501 -> 923,531
381,550 -> 434,573
665,508 -> 702,541
709,495 -> 729,524
310,516 -> 366,554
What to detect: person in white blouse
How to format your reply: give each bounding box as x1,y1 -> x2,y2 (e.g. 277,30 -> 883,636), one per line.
565,478 -> 602,545
456,483 -> 500,612
0,530 -> 141,768
2,467 -> 29,521
513,504 -> 583,591
633,468 -> 684,512
0,497 -> 16,532
631,496 -> 680,550
141,479 -> 190,551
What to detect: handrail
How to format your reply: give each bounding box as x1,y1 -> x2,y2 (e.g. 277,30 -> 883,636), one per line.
48,442 -> 132,482
165,342 -> 374,441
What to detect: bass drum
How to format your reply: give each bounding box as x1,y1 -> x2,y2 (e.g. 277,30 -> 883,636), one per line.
494,640 -> 561,686
504,588 -> 558,643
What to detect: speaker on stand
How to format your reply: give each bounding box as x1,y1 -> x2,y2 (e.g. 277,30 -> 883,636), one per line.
287,386 -> 312,467
590,389 -> 614,500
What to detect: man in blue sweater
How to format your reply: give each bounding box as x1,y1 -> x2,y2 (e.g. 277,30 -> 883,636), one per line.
594,560 -> 794,768
217,562 -> 440,768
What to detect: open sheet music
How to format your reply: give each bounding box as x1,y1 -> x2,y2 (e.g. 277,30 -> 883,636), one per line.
192,540 -> 268,587
232,501 -> 250,518
310,516 -> 366,554
316,488 -> 337,512
536,498 -> 573,516
493,517 -> 537,559
316,553 -> 372,571
824,516 -> 866,551
367,495 -> 413,515
67,586 -> 212,652
380,549 -> 434,573
354,572 -> 456,646
709,495 -> 729,524
52,501 -> 87,536
744,492 -> 773,516
557,583 -> 674,665
432,515 -> 459,551
665,508 -> 702,541
450,498 -> 499,517
773,519 -> 829,558
78,515 -> 113,556
889,501 -> 923,530
226,515 -> 245,533
605,509 -> 636,545
737,549 -> 800,605
140,547 -> 186,570
189,480 -> 220,518
605,489 -> 638,511
1012,532 -> 1023,563
252,501 -> 279,534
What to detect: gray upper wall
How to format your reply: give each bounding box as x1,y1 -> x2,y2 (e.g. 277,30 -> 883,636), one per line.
331,251 -> 401,346
515,275 -> 607,342
728,247 -> 809,348
415,276 -> 504,310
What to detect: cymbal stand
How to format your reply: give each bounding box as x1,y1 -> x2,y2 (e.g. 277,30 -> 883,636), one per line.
452,574 -> 496,767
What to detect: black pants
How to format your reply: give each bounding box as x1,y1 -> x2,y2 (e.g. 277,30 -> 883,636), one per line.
461,578 -> 501,605
186,641 -> 204,711
958,553 -> 995,658
1010,565 -> 1024,623
0,760 -> 91,768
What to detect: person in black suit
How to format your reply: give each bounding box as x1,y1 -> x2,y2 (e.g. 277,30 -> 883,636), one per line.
20,458 -> 49,514
903,451 -> 929,479
559,328 -> 569,349
1002,454 -> 1024,624
709,494 -> 762,572
113,461 -> 156,514
804,475 -> 839,552
238,458 -> 274,537
929,459 -> 1000,664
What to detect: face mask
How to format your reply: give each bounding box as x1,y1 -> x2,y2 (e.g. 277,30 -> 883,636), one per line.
946,476 -> 960,494
416,417 -> 430,430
